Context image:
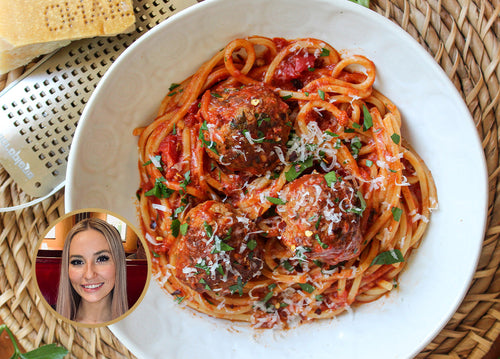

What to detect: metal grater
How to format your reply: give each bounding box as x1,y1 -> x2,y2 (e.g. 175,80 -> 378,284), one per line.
0,0 -> 197,198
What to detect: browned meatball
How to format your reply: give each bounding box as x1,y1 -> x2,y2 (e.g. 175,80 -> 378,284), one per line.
170,200 -> 263,295
200,83 -> 290,175
277,173 -> 363,265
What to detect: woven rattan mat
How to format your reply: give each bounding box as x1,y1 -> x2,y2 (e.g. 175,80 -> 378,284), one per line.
1,0 -> 499,358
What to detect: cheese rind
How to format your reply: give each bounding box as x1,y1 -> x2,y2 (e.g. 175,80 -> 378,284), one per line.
0,0 -> 136,74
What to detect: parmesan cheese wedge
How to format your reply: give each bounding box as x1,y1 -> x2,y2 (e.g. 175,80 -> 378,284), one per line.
0,0 -> 136,74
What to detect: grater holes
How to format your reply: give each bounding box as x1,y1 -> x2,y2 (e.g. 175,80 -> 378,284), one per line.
24,86 -> 31,93
52,170 -> 60,176
34,182 -> 41,188
14,120 -> 20,127
7,113 -> 14,119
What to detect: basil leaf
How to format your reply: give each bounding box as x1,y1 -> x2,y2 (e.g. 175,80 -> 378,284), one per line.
371,249 -> 404,266
392,207 -> 403,221
266,196 -> 286,205
391,133 -> 401,144
362,105 -> 373,131
298,283 -> 315,293
21,344 -> 68,359
171,219 -> 180,237
180,223 -> 189,236
324,171 -> 338,187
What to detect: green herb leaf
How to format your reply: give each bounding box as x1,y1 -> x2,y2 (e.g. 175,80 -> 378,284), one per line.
318,89 -> 326,100
391,133 -> 401,144
362,105 -> 373,131
315,234 -> 329,249
21,344 -> 69,359
324,171 -> 338,187
285,156 -> 314,182
320,48 -> 330,56
266,196 -> 287,205
247,239 -> 257,250
281,260 -> 294,272
325,130 -> 339,137
371,249 -> 404,266
347,190 -> 367,215
145,177 -> 174,199
229,276 -> 245,296
349,0 -> 370,7
180,223 -> 189,236
392,207 -> 403,221
199,278 -> 211,291
298,282 -> 315,293
174,295 -> 185,304
171,219 -> 180,237
169,83 -> 181,92
203,221 -> 213,238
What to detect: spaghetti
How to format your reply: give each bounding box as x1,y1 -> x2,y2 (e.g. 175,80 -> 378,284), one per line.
134,36 -> 437,328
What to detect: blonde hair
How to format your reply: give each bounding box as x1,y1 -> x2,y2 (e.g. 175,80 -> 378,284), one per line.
56,217 -> 128,322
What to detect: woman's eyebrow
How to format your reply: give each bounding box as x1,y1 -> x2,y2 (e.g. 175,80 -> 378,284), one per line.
94,250 -> 112,256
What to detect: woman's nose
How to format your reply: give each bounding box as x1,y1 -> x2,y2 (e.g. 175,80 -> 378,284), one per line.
83,263 -> 96,279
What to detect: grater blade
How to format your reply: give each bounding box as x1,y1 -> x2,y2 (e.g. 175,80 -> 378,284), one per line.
0,0 -> 197,198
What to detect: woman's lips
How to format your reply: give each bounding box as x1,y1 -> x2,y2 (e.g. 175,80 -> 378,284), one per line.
81,282 -> 104,292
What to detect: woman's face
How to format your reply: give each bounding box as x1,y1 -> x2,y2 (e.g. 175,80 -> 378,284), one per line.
68,229 -> 116,306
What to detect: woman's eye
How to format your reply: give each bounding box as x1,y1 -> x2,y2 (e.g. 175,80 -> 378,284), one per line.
70,259 -> 84,266
97,255 -> 110,263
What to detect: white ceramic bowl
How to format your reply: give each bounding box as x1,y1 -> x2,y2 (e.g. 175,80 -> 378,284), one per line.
66,0 -> 488,358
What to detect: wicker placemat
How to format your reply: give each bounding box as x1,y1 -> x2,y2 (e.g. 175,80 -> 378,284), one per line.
0,0 -> 499,358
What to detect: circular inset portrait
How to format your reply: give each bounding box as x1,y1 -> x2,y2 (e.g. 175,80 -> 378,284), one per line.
33,209 -> 151,327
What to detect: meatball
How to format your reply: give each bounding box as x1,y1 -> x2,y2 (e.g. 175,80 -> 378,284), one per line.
200,83 -> 290,175
170,200 -> 263,295
277,173 -> 363,265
